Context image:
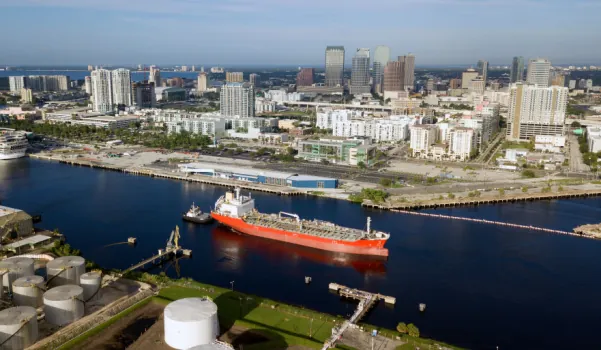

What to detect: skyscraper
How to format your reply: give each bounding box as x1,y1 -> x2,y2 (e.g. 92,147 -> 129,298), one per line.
91,69 -> 113,113
373,46 -> 390,93
510,56 -> 524,83
226,72 -> 244,83
325,46 -> 345,87
506,83 -> 568,141
149,65 -> 161,87
197,71 -> 208,93
8,76 -> 26,94
477,60 -> 489,83
461,69 -> 479,89
220,82 -> 255,118
84,76 -> 92,94
526,58 -> 551,88
296,68 -> 314,87
350,48 -> 370,95
383,61 -> 403,92
132,81 -> 156,108
111,68 -> 132,106
400,53 -> 415,91
249,73 -> 260,87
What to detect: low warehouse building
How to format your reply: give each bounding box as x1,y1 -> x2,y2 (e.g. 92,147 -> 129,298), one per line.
0,206 -> 33,241
179,162 -> 337,189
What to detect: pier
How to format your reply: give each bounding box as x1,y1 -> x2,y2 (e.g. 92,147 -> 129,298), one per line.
30,154 -> 303,196
322,283 -> 395,350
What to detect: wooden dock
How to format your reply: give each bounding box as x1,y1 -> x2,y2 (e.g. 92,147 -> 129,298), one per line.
30,154 -> 304,196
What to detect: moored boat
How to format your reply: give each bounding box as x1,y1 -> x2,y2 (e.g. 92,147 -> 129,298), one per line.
211,188 -> 390,256
182,203 -> 213,224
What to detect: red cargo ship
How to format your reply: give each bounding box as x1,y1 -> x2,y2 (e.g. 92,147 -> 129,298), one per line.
211,189 -> 390,257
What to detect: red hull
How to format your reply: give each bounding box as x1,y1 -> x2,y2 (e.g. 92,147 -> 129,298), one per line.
211,212 -> 389,257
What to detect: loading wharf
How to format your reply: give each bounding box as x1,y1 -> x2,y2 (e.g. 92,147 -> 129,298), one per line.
30,154 -> 303,196
322,283 -> 395,350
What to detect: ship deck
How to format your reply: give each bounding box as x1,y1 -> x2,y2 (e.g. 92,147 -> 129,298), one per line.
243,212 -> 382,242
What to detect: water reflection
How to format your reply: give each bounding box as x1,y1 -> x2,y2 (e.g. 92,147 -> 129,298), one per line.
211,225 -> 387,275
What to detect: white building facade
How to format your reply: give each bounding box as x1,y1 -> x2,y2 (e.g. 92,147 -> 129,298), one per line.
111,68 -> 132,106
91,69 -> 113,113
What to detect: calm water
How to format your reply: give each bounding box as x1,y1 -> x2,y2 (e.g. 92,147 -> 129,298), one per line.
2,158 -> 601,350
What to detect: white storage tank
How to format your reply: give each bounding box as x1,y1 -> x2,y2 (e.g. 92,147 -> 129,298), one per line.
0,257 -> 35,293
164,298 -> 219,349
186,342 -> 234,350
43,285 -> 85,326
12,275 -> 45,308
46,256 -> 85,287
0,306 -> 38,349
79,271 -> 102,302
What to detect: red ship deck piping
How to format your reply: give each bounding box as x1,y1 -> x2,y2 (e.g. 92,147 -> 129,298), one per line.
211,212 -> 389,257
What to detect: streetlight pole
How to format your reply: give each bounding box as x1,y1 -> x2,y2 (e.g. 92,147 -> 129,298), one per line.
230,280 -> 235,291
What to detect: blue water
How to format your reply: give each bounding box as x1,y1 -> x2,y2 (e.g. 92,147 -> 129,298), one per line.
0,70 -> 200,82
2,158 -> 601,350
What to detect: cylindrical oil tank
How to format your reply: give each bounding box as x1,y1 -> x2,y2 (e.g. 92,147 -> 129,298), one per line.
164,298 -> 219,349
0,306 -> 38,349
0,257 -> 35,293
46,256 -> 85,287
79,271 -> 102,302
43,285 -> 84,326
12,275 -> 45,308
186,343 -> 234,350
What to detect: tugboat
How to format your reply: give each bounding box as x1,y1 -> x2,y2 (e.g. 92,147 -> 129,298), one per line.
182,203 -> 213,224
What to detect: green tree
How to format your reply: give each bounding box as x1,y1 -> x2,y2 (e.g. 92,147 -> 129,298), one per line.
396,322 -> 408,334
498,188 -> 505,196
407,323 -> 420,337
379,178 -> 392,187
521,170 -> 536,178
447,193 -> 455,199
357,161 -> 366,169
522,186 -> 529,193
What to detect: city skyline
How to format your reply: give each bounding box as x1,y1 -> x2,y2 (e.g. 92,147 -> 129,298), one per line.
2,0 -> 601,66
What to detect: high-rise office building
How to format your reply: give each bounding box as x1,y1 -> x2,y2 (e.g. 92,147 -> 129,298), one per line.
383,60 -> 404,92
132,81 -> 157,108
84,76 -> 92,94
325,46 -> 345,87
510,56 -> 525,83
477,60 -> 489,83
111,68 -> 132,106
149,66 -> 161,87
21,88 -> 33,104
373,46 -> 390,93
296,68 -> 314,87
9,76 -> 27,94
461,69 -> 479,89
400,53 -> 415,91
449,78 -> 462,89
249,73 -> 260,87
526,58 -> 551,87
226,72 -> 244,83
506,83 -> 568,141
27,76 -> 44,91
197,71 -> 208,93
220,82 -> 255,118
91,69 -> 113,113
350,48 -> 370,95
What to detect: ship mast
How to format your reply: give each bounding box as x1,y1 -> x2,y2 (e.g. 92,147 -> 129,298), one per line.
366,217 -> 371,234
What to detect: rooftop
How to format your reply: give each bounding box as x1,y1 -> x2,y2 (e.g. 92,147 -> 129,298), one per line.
0,206 -> 23,219
4,234 -> 52,250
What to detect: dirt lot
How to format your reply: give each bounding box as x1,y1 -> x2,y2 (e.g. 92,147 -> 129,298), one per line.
77,301 -> 164,350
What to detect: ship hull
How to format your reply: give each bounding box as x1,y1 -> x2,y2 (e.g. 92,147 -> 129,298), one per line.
211,212 -> 389,257
0,151 -> 26,160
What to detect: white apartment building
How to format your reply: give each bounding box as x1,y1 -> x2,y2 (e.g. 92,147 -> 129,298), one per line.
255,97 -> 277,114
220,82 -> 255,118
333,115 -> 415,142
84,76 -> 92,94
448,127 -> 477,161
9,76 -> 26,94
506,83 -> 568,141
264,89 -> 304,103
587,127 -> 601,153
111,69 -> 132,106
91,69 -> 113,113
410,124 -> 438,158
316,109 -> 362,129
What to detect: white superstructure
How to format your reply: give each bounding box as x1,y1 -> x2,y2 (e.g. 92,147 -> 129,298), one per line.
0,131 -> 28,160
164,297 -> 220,349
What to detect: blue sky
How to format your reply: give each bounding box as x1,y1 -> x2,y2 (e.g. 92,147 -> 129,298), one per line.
2,0 -> 600,66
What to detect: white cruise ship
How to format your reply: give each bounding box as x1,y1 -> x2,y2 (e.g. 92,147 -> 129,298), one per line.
0,131 -> 28,160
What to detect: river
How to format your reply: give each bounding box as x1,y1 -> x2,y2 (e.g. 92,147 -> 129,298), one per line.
2,158 -> 601,350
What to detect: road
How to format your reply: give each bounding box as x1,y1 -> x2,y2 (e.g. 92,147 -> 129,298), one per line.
568,134 -> 590,172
